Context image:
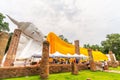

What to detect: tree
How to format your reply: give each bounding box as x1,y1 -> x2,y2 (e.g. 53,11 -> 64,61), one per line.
83,44 -> 104,52
59,35 -> 71,44
101,34 -> 120,60
0,13 -> 9,32
83,44 -> 90,49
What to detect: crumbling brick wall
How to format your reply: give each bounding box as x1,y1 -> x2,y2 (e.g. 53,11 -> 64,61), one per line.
0,64 -> 88,79
4,29 -> 21,66
0,32 -> 9,64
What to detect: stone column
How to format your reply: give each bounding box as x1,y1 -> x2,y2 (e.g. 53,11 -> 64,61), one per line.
40,41 -> 49,80
109,51 -> 117,67
88,49 -> 96,71
0,32 -> 9,65
74,40 -> 80,55
71,62 -> 78,75
4,29 -> 21,66
109,51 -> 115,63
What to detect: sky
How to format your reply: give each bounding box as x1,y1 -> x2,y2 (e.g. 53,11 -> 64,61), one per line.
0,0 -> 120,46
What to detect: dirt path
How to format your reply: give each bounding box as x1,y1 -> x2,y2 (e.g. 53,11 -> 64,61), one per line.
104,70 -> 120,74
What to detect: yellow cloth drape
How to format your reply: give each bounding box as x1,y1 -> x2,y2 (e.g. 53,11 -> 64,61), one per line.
47,32 -> 108,61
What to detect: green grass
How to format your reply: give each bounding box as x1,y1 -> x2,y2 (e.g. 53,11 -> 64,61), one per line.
109,67 -> 120,71
3,70 -> 120,80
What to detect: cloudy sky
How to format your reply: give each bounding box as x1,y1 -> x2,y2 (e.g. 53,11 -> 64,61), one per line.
0,0 -> 120,46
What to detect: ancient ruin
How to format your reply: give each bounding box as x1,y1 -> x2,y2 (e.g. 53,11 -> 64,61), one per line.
88,49 -> 96,71
109,51 -> 118,68
74,40 -> 80,55
0,32 -> 9,65
4,29 -> 21,66
40,41 -> 49,79
2,16 -> 44,66
0,15 -> 110,79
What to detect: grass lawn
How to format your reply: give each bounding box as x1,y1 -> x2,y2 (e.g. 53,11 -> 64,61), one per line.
109,66 -> 120,71
3,70 -> 120,80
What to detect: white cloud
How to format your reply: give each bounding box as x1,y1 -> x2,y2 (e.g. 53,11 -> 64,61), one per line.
0,0 -> 120,46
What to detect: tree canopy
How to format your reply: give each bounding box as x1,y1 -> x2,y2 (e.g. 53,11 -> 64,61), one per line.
0,13 -> 9,32
59,35 -> 71,44
101,34 -> 120,60
83,44 -> 104,52
84,33 -> 120,60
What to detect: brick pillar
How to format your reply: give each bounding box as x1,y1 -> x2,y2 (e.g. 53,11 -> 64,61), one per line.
0,32 -> 9,65
74,40 -> 80,55
109,51 -> 117,67
109,51 -> 115,63
4,29 -> 21,66
40,41 -> 49,79
71,62 -> 78,75
88,49 -> 96,71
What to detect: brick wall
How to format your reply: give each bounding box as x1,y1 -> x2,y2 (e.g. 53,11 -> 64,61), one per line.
0,32 -> 9,64
4,29 -> 21,66
0,64 -> 88,79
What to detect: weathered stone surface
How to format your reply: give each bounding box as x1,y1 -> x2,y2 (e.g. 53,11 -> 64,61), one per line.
40,41 -> 49,79
109,51 -> 116,63
0,64 -> 88,79
0,66 -> 40,79
71,62 -> 78,75
74,40 -> 80,55
4,29 -> 21,66
104,65 -> 109,70
0,32 -> 9,65
109,51 -> 118,68
88,49 -> 96,71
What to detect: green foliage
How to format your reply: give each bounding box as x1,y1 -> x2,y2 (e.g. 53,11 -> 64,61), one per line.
59,35 -> 71,44
109,67 -> 120,71
101,34 -> 120,60
0,13 -> 10,32
84,33 -> 120,60
83,44 -> 104,52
